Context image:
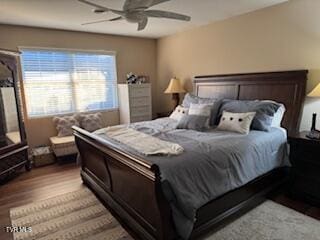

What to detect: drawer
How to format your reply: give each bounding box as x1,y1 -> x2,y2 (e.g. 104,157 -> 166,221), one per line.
130,97 -> 151,107
131,106 -> 151,117
293,160 -> 320,178
129,86 -> 151,98
291,174 -> 320,202
131,115 -> 152,123
290,148 -> 320,167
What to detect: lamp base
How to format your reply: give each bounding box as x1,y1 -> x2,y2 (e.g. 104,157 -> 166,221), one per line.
311,113 -> 317,131
172,93 -> 180,110
306,113 -> 320,139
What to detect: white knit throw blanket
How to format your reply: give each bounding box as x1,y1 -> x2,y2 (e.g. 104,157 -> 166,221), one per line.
101,126 -> 184,156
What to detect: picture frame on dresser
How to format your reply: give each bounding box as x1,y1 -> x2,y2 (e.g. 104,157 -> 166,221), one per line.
0,49 -> 29,184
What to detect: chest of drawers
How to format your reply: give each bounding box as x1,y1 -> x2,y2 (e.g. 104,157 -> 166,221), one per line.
118,83 -> 152,124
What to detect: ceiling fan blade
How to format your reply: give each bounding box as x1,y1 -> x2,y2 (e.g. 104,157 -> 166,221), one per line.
81,17 -> 123,25
123,0 -> 170,11
149,0 -> 171,7
81,19 -> 110,25
109,16 -> 123,22
109,9 -> 125,15
78,0 -> 109,11
145,10 -> 191,21
137,17 -> 148,31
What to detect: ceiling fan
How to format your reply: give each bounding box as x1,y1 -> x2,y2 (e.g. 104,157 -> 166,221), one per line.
78,0 -> 191,31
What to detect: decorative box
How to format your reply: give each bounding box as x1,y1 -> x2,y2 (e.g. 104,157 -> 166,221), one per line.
32,146 -> 55,167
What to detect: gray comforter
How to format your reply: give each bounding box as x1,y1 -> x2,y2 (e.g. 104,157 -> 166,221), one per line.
94,118 -> 289,239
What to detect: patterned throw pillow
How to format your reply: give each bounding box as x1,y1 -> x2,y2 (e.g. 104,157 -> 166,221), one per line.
189,103 -> 212,117
169,105 -> 189,121
177,115 -> 209,131
79,112 -> 103,132
181,93 -> 221,126
53,115 -> 80,137
182,93 -> 217,107
189,103 -> 212,128
176,103 -> 212,131
217,111 -> 256,134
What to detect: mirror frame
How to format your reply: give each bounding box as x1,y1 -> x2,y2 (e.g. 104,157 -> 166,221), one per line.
0,51 -> 27,155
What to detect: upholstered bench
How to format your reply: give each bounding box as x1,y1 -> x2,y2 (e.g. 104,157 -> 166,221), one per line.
51,112 -> 102,163
49,136 -> 78,160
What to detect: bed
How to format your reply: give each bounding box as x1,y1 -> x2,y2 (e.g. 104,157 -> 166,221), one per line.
73,70 -> 307,240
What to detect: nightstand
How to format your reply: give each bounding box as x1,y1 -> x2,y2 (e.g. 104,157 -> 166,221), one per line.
288,131 -> 320,206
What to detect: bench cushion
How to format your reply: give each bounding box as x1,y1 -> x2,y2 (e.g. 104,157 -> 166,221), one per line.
50,136 -> 78,157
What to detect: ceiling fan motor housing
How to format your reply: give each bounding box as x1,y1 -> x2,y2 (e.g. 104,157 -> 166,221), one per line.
125,12 -> 146,23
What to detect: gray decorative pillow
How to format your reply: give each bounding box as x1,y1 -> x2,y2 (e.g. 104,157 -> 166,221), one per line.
79,112 -> 103,132
177,115 -> 209,131
218,100 -> 281,131
53,115 -> 80,137
182,93 -> 217,107
181,93 -> 221,126
181,93 -> 199,107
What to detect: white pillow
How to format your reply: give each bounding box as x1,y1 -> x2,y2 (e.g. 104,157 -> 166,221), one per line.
217,111 -> 256,134
271,104 -> 286,127
169,105 -> 189,121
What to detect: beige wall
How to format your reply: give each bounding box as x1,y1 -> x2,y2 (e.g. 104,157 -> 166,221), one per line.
156,0 -> 320,131
0,24 -> 157,147
2,0 -> 320,147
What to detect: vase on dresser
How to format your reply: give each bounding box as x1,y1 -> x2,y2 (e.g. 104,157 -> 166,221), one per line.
118,83 -> 152,124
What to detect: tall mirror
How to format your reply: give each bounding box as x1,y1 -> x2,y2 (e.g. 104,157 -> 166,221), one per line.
0,50 -> 29,184
0,62 -> 21,148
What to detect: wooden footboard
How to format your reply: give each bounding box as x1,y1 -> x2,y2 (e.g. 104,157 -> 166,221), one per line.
72,126 -> 176,240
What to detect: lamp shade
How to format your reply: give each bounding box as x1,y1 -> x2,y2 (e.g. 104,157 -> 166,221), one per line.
308,83 -> 320,97
164,77 -> 186,94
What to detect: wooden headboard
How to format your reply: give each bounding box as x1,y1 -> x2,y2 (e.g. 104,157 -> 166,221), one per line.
193,70 -> 307,136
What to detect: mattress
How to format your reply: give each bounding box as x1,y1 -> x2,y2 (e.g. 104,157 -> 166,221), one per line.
94,117 -> 289,239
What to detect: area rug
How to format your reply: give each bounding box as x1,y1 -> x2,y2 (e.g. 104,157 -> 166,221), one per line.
10,188 -> 132,240
10,188 -> 320,240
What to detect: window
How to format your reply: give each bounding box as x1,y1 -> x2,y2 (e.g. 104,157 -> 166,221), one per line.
20,48 -> 118,118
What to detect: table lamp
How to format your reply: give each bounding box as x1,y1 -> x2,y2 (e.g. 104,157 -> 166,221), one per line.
306,83 -> 320,139
164,77 -> 186,110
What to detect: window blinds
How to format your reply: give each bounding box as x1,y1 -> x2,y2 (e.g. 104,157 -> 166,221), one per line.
20,48 -> 118,118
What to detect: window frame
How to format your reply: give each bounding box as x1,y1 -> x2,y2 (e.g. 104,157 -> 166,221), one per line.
18,46 -> 119,119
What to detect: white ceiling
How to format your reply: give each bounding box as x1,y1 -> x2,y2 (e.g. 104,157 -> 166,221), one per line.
0,0 -> 288,39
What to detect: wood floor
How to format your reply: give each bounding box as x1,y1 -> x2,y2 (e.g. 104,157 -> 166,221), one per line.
0,163 -> 319,240
0,163 -> 83,240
